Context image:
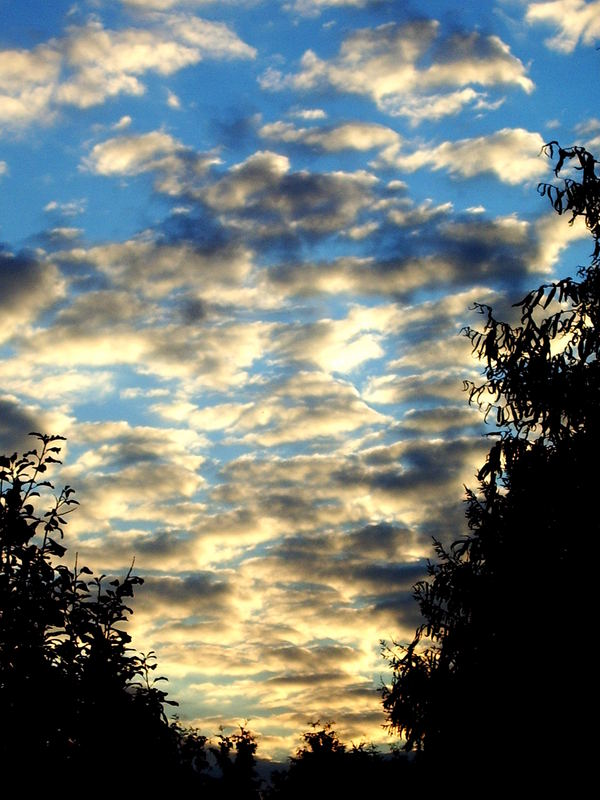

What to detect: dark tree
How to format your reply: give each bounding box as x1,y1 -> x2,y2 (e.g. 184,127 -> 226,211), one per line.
265,722 -> 416,797
210,725 -> 262,799
0,434 -> 208,785
382,144 -> 600,782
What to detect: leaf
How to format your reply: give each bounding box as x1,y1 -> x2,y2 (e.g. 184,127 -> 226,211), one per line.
46,538 -> 67,557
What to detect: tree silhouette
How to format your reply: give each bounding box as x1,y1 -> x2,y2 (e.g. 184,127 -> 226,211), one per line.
0,433 -> 208,785
210,725 -> 262,798
265,722 -> 416,797
382,143 -> 600,781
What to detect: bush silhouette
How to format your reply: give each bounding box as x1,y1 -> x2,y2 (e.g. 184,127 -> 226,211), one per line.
0,433 -> 207,784
382,144 -> 600,781
266,722 -> 416,797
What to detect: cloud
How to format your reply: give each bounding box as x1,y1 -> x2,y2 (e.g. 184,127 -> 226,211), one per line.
58,17 -> 254,108
84,130 -> 219,194
167,89 -> 182,108
0,16 -> 255,130
5,246 -> 271,389
217,434 -> 487,541
44,198 -> 87,217
59,421 -> 206,539
20,307 -> 270,389
59,238 -> 254,301
114,114 -> 133,130
0,396 -> 72,455
213,372 -> 390,447
262,20 -> 533,121
289,108 -> 327,120
0,250 -> 66,345
272,305 -> 399,374
202,150 -> 378,236
387,199 -> 453,227
574,117 -> 600,150
122,0 -> 216,8
526,0 -> 600,52
259,119 -> 400,152
0,44 -> 59,128
290,0 -> 372,16
0,363 -> 116,407
264,205 -> 561,301
378,128 -> 548,185
156,371 -> 391,446
86,137 -> 380,238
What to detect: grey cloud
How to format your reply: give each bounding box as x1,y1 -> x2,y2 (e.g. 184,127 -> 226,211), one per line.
0,399 -> 52,455
202,151 -> 377,238
348,522 -> 418,559
256,641 -> 358,672
0,250 -> 66,344
264,210 -> 554,301
350,437 -> 485,492
62,239 -> 254,301
265,671 -> 349,687
401,405 -> 482,434
135,573 -> 234,619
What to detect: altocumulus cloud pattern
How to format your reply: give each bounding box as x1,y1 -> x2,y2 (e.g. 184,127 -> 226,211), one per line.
0,0 -> 598,759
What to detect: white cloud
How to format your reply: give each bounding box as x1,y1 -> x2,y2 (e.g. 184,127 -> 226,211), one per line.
531,210 -> 589,272
290,0 -> 372,15
113,114 -> 133,130
387,199 -> 453,227
47,227 -> 83,241
273,304 -> 400,374
86,130 -> 190,176
167,89 -> 182,108
0,16 -> 255,129
259,120 -> 400,152
289,108 -> 327,120
122,0 -> 217,8
84,130 -> 219,195
44,198 -> 87,216
156,371 -> 389,446
264,21 -> 533,121
379,128 -> 547,185
0,45 -> 60,127
526,0 -> 600,52
574,117 -> 600,150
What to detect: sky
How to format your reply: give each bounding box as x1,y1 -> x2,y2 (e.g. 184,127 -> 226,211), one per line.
1,0 -> 599,760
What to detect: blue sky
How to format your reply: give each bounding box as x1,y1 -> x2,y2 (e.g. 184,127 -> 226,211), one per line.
1,0 -> 599,759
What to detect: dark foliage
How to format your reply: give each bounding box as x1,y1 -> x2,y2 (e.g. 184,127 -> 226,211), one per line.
210,725 -> 262,799
265,722 -> 416,798
381,144 -> 600,780
0,434 -> 209,786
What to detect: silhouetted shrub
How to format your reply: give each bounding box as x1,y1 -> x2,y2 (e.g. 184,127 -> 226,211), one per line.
0,434 -> 207,785
265,722 -> 416,797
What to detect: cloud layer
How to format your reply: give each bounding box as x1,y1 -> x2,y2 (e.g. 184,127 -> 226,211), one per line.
0,0 -> 590,760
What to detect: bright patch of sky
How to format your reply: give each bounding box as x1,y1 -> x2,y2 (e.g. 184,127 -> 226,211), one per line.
0,0 -> 598,760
